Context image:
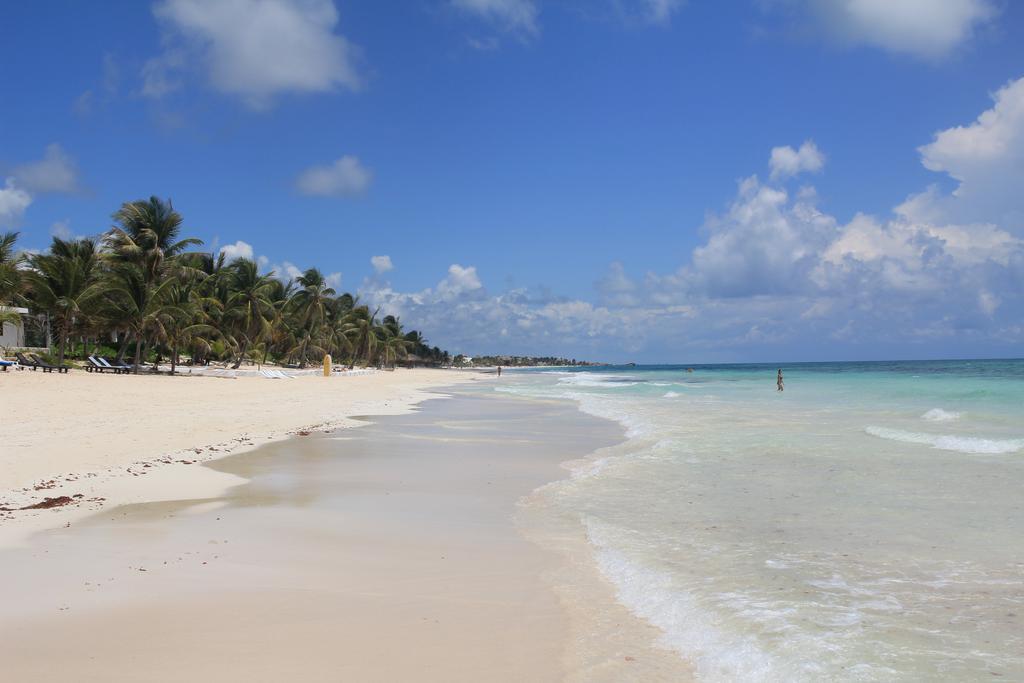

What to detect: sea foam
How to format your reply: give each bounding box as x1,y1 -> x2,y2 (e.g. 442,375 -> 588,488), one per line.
584,519 -> 781,682
865,426 -> 1023,454
921,408 -> 962,422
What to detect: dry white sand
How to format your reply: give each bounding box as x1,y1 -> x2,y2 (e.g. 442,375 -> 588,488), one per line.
0,368 -> 480,546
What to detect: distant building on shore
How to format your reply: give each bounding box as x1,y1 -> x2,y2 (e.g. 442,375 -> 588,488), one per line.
0,306 -> 30,347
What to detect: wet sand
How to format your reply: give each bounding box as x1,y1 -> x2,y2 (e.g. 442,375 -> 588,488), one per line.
0,368 -> 478,545
0,388 -> 623,682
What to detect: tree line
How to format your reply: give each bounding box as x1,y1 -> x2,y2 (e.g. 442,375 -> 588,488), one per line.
0,197 -> 449,373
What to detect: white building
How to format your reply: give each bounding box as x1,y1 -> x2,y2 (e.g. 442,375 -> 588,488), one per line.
0,306 -> 29,347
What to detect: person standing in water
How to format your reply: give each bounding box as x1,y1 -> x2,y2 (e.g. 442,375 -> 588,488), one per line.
777,368 -> 784,392
497,365 -> 502,377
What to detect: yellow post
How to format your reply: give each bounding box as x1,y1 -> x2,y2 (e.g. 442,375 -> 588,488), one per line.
323,353 -> 332,376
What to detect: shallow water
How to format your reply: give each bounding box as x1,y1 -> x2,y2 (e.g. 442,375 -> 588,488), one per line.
502,360 -> 1024,682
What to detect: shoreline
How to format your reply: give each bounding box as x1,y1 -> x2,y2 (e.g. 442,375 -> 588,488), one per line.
512,400 -> 698,681
0,368 -> 482,548
0,385 -> 624,681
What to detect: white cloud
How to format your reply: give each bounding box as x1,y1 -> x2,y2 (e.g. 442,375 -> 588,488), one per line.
11,144 -> 81,194
147,0 -> 362,107
596,261 -> 639,306
769,140 -> 825,180
452,0 -> 539,35
799,0 -> 998,59
681,175 -> 837,297
0,179 -> 32,227
277,261 -> 303,280
325,271 -> 342,289
912,76 -> 1024,231
641,0 -> 685,25
220,240 -> 254,261
50,220 -> 74,240
371,255 -> 393,274
74,54 -> 121,116
436,264 -> 483,300
295,155 -> 372,197
141,49 -> 186,98
978,290 -> 999,316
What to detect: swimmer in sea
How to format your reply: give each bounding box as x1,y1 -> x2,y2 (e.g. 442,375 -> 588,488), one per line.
777,368 -> 784,392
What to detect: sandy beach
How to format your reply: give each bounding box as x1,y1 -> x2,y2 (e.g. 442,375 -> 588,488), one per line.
0,384 -> 655,681
0,368 -> 479,545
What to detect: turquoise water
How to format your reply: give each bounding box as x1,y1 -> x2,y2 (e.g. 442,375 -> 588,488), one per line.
501,360 -> 1024,681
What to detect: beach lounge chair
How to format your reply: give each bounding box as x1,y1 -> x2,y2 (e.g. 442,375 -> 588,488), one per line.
29,353 -> 70,373
16,352 -> 49,372
88,355 -> 127,374
0,359 -> 15,371
100,356 -> 133,373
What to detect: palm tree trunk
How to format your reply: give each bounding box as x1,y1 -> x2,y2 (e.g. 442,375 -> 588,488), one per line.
133,336 -> 142,375
232,338 -> 249,369
170,340 -> 178,375
116,331 -> 131,363
58,325 -> 67,366
350,332 -> 364,370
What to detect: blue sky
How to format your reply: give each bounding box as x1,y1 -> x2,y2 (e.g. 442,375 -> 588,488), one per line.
2,0 -> 1023,362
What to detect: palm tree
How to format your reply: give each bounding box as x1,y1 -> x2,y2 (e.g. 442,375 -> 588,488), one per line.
107,197 -> 202,280
287,268 -> 335,367
261,277 -> 295,365
104,197 -> 202,372
162,276 -> 218,374
25,237 -> 101,364
0,232 -> 26,330
223,258 -> 276,368
378,328 -> 411,368
1,200 -> 454,371
102,262 -> 187,371
343,305 -> 382,368
0,232 -> 23,304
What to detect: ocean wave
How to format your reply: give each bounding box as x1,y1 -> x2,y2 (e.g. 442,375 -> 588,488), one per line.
557,373 -> 639,388
663,391 -> 681,398
921,408 -> 962,422
584,519 -> 781,682
865,426 -> 1024,454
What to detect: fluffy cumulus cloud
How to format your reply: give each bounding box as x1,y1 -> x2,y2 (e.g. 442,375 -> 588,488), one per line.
145,0 -> 361,107
370,255 -> 393,274
11,144 -> 82,194
219,239 -> 255,261
451,0 -> 539,35
356,77 -> 1024,360
436,264 -> 483,300
50,220 -> 74,240
596,261 -> 639,306
0,145 -> 82,227
269,260 -> 303,281
0,180 -> 32,227
911,76 -> 1024,231
359,263 -> 695,356
796,0 -> 998,60
295,155 -> 372,197
769,140 -> 825,179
